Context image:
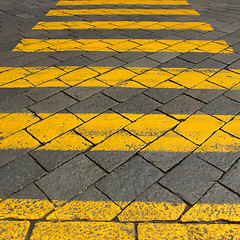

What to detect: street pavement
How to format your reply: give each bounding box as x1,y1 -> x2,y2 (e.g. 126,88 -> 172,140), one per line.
0,0 -> 240,238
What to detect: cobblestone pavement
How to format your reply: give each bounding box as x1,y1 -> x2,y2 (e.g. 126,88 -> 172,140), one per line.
0,0 -> 240,238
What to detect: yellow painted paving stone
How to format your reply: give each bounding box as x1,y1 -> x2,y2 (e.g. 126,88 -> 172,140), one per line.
46,8 -> 199,16
57,0 -> 189,5
207,69 -> 240,88
175,111 -> 224,145
0,130 -> 39,150
13,39 -> 233,53
47,200 -> 121,221
170,69 -> 209,88
138,223 -> 240,239
0,79 -> 34,88
181,183 -> 240,222
25,67 -> 66,86
140,130 -> 197,153
222,115 -> 240,138
0,221 -> 30,239
38,131 -> 92,151
60,67 -> 99,85
27,113 -> 83,143
30,222 -> 135,240
89,66 -> 113,74
0,112 -> 40,139
125,113 -> 179,143
132,68 -> 173,87
0,68 -> 30,85
96,67 -> 137,85
198,41 -> 234,53
0,198 -> 54,220
195,130 -> 240,153
76,112 -> 130,144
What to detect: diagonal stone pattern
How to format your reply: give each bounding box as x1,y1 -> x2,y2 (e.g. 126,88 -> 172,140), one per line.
0,0 -> 239,238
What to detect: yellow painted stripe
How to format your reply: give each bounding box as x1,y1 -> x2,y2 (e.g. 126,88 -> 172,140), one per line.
30,222 -> 135,239
0,67 -> 239,87
46,9 -> 200,16
33,21 -> 213,31
57,0 -> 189,5
1,198 -> 240,223
0,113 -> 239,150
13,39 -> 233,53
0,221 -> 30,239
138,223 -> 240,239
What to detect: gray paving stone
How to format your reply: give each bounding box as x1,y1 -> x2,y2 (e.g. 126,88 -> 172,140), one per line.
96,155 -> 163,204
158,94 -> 204,119
144,82 -> 186,104
224,84 -> 240,102
29,92 -> 77,118
89,56 -> 125,67
228,59 -> 240,69
65,84 -> 108,102
103,82 -> 145,102
220,159 -> 240,195
147,52 -> 180,63
115,52 -> 147,63
31,149 -> 79,172
0,154 -> 46,198
0,93 -> 34,115
124,57 -> 159,69
197,183 -> 240,204
185,85 -> 226,103
210,53 -> 240,64
27,86 -> 67,102
57,56 -> 89,67
0,88 -> 28,101
160,155 -> 222,204
25,56 -> 60,67
201,95 -> 240,119
112,93 -> 160,120
161,57 -> 194,69
82,52 -> 115,62
68,93 -> 117,118
193,59 -> 227,69
179,52 -> 212,64
36,154 -> 105,201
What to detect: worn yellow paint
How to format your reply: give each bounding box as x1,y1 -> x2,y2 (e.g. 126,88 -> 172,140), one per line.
0,113 -> 40,139
141,131 -> 197,152
13,39 -> 233,53
76,113 -> 130,144
46,9 -> 199,16
170,70 -> 209,88
90,130 -> 145,151
222,115 -> 240,138
27,113 -> 83,143
0,67 -> 237,87
59,67 -> 99,85
0,130 -> 39,150
175,112 -> 224,145
119,201 -> 186,221
132,68 -> 173,87
195,130 -> 240,153
181,203 -> 240,222
125,114 -> 178,143
30,222 -> 135,240
207,69 -> 240,88
33,21 -> 213,31
47,200 -> 121,221
0,221 -> 30,239
38,131 -> 92,151
97,67 -> 137,85
57,0 -> 189,5
138,223 -> 240,239
0,199 -> 54,220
